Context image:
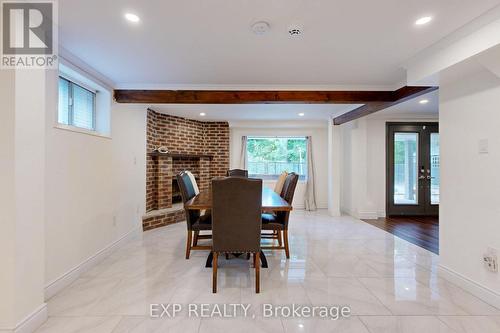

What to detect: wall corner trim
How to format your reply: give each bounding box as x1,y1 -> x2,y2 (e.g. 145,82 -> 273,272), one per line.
438,264 -> 500,310
44,225 -> 142,301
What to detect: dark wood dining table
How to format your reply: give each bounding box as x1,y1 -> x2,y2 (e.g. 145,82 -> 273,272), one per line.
185,187 -> 292,268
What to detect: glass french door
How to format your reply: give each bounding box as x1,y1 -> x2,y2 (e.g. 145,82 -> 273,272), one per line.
387,123 -> 439,216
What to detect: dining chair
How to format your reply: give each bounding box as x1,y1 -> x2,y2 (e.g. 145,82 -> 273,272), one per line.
177,171 -> 212,259
226,169 -> 249,177
211,177 -> 262,293
261,172 -> 299,259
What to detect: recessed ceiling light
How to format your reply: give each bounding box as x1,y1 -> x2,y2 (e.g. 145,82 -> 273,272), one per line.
199,112 -> 206,116
415,16 -> 432,26
124,13 -> 140,23
419,99 -> 429,104
298,113 -> 305,117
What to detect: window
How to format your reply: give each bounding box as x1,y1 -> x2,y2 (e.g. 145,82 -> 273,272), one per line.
58,76 -> 96,131
246,137 -> 307,180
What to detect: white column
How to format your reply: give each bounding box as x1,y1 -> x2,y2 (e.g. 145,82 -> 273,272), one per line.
327,118 -> 341,216
0,69 -> 47,332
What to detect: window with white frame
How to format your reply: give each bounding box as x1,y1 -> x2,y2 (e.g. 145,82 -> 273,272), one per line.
58,76 -> 96,131
246,136 -> 307,180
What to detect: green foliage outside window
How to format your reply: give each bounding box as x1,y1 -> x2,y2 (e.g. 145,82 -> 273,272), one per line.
246,137 -> 307,177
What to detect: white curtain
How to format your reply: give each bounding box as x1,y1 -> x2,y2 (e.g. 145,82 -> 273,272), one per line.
239,136 -> 247,169
304,136 -> 317,211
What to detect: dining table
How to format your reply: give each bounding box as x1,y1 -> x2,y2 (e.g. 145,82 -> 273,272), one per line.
184,187 -> 292,268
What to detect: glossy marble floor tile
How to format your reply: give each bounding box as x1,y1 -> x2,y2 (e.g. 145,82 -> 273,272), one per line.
438,316 -> 500,333
359,316 -> 454,333
36,211 -> 499,333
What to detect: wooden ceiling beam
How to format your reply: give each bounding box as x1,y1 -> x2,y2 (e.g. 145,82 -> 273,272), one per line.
332,86 -> 438,125
114,86 -> 438,125
114,89 -> 396,104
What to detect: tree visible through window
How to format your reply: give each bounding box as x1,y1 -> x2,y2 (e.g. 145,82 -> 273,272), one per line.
246,137 -> 307,179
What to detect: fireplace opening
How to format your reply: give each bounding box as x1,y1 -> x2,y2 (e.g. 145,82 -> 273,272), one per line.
172,178 -> 182,205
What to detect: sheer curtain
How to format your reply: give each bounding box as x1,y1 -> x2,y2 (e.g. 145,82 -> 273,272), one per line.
304,136 -> 317,211
240,136 -> 248,169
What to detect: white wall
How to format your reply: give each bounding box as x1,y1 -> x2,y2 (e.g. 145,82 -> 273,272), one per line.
0,70 -> 47,331
339,115 -> 438,219
229,122 -> 329,209
439,62 -> 500,304
44,70 -> 147,288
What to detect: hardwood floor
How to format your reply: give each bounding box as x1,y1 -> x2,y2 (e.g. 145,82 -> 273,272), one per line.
362,216 -> 439,254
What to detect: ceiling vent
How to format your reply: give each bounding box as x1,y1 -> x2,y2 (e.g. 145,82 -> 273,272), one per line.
288,24 -> 303,37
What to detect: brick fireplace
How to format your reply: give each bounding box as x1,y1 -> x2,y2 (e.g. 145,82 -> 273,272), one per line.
142,109 -> 229,231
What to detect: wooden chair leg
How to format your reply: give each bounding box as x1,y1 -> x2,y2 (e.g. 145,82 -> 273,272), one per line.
212,252 -> 218,293
185,230 -> 192,259
193,231 -> 199,246
283,229 -> 290,259
255,252 -> 260,293
278,230 -> 283,247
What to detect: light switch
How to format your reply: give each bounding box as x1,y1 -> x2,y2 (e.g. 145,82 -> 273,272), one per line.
479,139 -> 489,154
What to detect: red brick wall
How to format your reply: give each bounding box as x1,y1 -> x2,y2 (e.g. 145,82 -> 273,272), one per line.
142,209 -> 185,231
146,109 -> 230,212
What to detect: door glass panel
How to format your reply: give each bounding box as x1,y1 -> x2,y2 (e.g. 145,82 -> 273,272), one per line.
394,133 -> 419,205
430,133 -> 440,205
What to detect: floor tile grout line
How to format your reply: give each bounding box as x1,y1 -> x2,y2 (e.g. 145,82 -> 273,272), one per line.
354,277 -> 394,316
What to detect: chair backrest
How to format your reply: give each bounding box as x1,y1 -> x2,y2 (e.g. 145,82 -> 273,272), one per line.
212,177 -> 262,253
227,169 -> 249,178
177,171 -> 197,203
176,171 -> 200,229
278,173 -> 299,228
280,172 -> 299,204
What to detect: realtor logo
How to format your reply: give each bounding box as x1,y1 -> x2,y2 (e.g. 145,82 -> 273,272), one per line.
1,0 -> 58,68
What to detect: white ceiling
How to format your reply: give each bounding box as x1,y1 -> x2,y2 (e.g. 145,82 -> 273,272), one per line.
59,0 -> 500,89
149,103 -> 361,121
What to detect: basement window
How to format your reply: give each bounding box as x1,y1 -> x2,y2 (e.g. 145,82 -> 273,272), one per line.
246,136 -> 307,180
58,76 -> 96,131
56,61 -> 111,138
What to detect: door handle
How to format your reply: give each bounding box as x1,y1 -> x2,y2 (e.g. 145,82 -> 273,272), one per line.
426,176 -> 435,180
419,175 -> 426,180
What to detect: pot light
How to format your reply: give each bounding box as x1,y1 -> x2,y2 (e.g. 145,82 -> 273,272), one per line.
415,16 -> 432,26
419,99 -> 429,104
124,13 -> 140,23
298,113 -> 305,117
199,112 -> 206,116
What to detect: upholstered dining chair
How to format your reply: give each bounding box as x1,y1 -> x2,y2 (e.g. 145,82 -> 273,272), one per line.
226,169 -> 248,177
211,177 -> 262,293
261,172 -> 299,259
177,171 -> 212,259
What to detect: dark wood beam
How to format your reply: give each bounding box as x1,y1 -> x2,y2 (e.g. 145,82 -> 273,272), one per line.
333,86 -> 438,125
114,86 -> 437,125
114,89 -> 397,104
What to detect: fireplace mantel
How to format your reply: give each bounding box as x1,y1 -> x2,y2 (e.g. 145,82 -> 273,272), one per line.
148,152 -> 214,160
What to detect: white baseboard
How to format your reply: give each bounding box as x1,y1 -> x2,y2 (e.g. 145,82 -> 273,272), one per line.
44,226 -> 141,300
0,303 -> 47,333
357,211 -> 379,220
439,265 -> 500,309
